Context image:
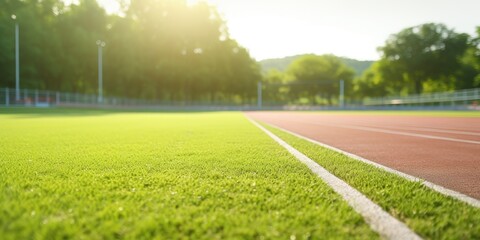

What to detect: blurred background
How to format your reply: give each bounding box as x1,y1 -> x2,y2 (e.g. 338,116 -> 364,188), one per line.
0,0 -> 479,107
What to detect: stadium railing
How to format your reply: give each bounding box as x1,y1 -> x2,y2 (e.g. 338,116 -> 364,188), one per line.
0,87 -> 259,110
2,87 -> 479,110
363,88 -> 480,107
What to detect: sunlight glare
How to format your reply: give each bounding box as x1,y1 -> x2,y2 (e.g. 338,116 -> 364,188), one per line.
186,0 -> 212,6
97,0 -> 124,15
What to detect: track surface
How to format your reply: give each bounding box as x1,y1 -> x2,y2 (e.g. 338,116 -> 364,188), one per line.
246,112 -> 480,199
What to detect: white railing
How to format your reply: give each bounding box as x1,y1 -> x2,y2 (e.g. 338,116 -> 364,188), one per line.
0,87 -> 259,110
364,88 -> 480,106
3,87 -> 479,110
0,88 -> 155,107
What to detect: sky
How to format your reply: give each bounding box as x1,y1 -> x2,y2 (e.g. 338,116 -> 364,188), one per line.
97,0 -> 480,61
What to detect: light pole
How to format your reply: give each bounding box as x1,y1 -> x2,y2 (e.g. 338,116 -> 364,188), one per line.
339,79 -> 345,108
257,81 -> 262,109
96,40 -> 106,103
12,15 -> 20,101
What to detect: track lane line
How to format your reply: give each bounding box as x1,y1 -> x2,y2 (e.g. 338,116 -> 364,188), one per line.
247,117 -> 422,240
360,126 -> 480,137
314,119 -> 480,136
294,120 -> 480,145
259,120 -> 480,208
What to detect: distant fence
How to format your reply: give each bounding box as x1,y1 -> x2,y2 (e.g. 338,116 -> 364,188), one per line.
1,88 -> 152,108
2,87 -> 479,110
0,88 -> 260,110
363,88 -> 480,108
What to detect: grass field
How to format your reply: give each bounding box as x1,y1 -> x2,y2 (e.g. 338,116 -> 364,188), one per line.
0,109 -> 377,239
1,108 -> 479,239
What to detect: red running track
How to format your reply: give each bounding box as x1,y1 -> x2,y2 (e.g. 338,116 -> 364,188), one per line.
246,112 -> 480,199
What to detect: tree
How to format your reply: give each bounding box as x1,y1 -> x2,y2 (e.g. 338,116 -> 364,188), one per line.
378,23 -> 471,94
462,27 -> 480,88
286,54 -> 354,104
103,0 -> 260,103
0,0 -> 64,90
0,0 -> 261,104
353,61 -> 389,99
55,0 -> 108,93
262,69 -> 289,104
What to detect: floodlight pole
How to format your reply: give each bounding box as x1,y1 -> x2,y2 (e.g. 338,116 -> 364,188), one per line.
257,81 -> 262,109
96,40 -> 105,103
14,18 -> 20,101
339,79 -> 345,108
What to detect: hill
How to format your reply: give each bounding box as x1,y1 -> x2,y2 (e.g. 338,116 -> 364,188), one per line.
259,54 -> 374,76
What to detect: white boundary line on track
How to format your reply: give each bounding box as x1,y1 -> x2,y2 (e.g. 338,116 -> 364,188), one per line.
363,126 -> 480,137
260,120 -> 480,209
247,117 -> 422,240
296,121 -> 480,145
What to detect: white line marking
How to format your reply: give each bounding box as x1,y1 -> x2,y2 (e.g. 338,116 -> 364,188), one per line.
371,126 -> 480,137
298,121 -> 480,145
262,121 -> 480,208
247,117 -> 422,240
321,119 -> 480,136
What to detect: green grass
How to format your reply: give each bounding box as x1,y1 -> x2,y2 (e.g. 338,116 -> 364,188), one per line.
263,123 -> 480,239
0,109 -> 378,239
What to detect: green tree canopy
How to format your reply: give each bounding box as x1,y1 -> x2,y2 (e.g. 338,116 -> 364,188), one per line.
286,54 -> 354,104
378,23 -> 471,94
0,0 -> 261,104
466,27 -> 480,87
